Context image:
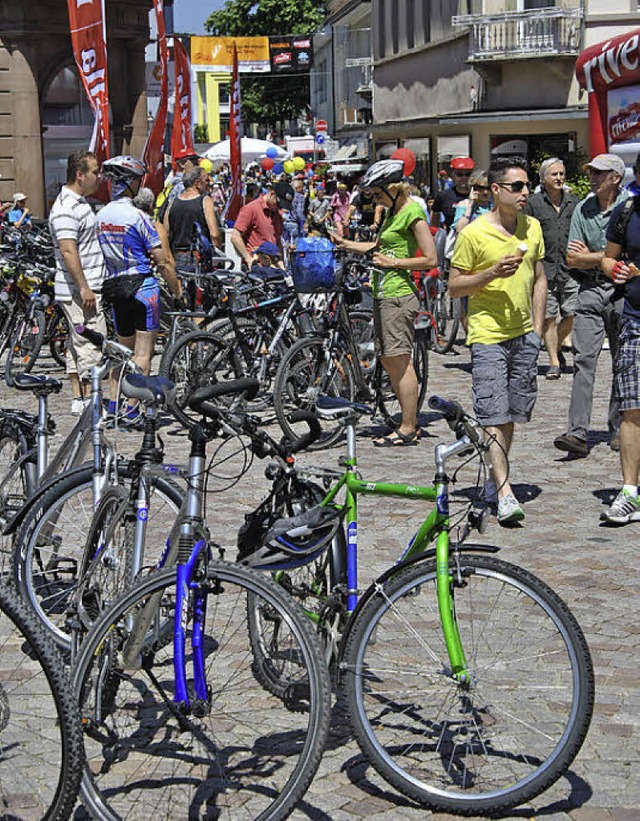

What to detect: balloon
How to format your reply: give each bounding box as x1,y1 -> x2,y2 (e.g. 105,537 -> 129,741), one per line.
273,162 -> 284,174
292,156 -> 306,171
391,147 -> 417,177
261,157 -> 275,171
307,169 -> 314,178
199,158 -> 213,174
266,145 -> 278,159
283,160 -> 295,174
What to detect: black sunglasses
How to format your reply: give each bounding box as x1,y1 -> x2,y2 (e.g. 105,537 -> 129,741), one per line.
497,181 -> 530,193
474,185 -> 490,191
454,171 -> 472,177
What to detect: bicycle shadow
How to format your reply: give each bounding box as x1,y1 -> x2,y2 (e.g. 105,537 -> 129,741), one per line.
339,751 -> 593,818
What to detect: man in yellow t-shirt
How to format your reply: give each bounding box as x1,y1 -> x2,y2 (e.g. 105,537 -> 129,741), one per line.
450,157 -> 547,525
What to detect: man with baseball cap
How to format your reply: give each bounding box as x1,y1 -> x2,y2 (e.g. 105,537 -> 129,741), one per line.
8,192 -> 31,228
554,153 -> 628,457
431,157 -> 475,230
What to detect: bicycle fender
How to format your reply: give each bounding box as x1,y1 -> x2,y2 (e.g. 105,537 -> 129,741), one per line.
336,544 -> 501,670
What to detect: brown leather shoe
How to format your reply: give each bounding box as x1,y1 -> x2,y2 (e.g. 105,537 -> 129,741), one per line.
553,433 -> 588,457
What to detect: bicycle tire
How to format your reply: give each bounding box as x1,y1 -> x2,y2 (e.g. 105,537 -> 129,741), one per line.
273,336 -> 357,450
343,554 -> 594,815
5,307 -> 46,383
47,304 -> 69,368
77,485 -> 131,628
0,578 -> 84,820
431,285 -> 460,354
73,561 -> 331,821
0,421 -> 33,567
13,464 -> 183,650
377,330 -> 429,429
158,329 -> 230,427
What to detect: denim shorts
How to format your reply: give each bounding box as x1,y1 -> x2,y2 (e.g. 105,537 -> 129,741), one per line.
614,316 -> 640,412
471,331 -> 542,426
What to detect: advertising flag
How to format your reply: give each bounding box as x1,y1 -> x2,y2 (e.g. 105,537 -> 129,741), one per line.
143,0 -> 169,195
268,36 -> 313,73
224,43 -> 243,225
67,0 -> 110,195
171,38 -> 195,161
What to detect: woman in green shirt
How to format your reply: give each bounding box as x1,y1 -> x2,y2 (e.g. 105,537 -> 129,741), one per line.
335,160 -> 437,445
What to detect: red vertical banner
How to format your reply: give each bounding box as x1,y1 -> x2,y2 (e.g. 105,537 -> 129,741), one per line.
143,0 -> 169,195
224,43 -> 243,225
171,38 -> 194,160
67,0 -> 110,197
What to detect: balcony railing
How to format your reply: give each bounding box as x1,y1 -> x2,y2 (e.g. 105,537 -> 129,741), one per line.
452,7 -> 583,61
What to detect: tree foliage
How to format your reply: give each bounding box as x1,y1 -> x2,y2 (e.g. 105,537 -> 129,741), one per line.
205,0 -> 327,131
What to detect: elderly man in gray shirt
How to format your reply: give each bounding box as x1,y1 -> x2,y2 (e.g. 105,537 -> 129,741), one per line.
524,158 -> 579,379
553,153 -> 628,457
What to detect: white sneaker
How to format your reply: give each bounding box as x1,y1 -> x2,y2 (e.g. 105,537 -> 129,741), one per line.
497,494 -> 525,525
600,490 -> 640,524
70,398 -> 85,416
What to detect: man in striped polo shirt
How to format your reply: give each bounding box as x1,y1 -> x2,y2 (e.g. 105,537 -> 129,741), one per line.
49,150 -> 107,414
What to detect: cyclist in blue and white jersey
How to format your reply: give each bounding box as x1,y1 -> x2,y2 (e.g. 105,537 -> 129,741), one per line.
98,156 -> 181,387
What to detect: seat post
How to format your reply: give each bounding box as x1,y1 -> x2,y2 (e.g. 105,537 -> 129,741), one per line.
36,392 -> 49,481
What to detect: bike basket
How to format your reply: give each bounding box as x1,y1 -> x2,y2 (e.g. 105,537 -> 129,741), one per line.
291,237 -> 337,293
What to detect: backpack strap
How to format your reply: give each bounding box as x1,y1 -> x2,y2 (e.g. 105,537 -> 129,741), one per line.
612,195 -> 639,249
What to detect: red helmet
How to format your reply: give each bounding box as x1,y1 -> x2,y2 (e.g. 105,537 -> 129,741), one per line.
450,157 -> 474,171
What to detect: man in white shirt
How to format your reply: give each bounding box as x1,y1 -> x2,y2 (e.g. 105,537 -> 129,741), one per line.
49,150 -> 107,414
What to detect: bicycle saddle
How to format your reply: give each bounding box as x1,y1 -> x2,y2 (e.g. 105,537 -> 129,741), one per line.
122,373 -> 175,406
316,395 -> 372,419
11,373 -> 63,395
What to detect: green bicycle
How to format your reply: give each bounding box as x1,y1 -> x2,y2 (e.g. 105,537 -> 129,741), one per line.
239,394 -> 595,816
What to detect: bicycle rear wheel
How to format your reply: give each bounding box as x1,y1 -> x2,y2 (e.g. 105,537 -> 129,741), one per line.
0,579 -> 83,819
377,330 -> 429,429
13,465 -> 183,650
74,561 -> 331,821
273,336 -> 356,450
431,283 -> 460,354
4,308 -> 46,384
343,555 -> 594,816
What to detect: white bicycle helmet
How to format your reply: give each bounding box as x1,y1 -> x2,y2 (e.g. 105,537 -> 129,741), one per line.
238,505 -> 342,571
361,159 -> 405,190
101,155 -> 147,198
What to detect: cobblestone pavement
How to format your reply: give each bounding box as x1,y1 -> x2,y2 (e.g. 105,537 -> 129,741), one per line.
3,339 -> 638,820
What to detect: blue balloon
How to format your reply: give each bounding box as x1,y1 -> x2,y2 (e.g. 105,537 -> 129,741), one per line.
273,162 -> 284,174
307,169 -> 314,178
266,146 -> 278,159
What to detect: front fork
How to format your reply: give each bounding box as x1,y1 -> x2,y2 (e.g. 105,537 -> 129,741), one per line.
174,540 -> 209,710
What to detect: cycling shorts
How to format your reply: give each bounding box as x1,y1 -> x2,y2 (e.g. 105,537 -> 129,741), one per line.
111,276 -> 161,336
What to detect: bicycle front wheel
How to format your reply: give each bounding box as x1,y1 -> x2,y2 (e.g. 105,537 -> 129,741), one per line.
273,336 -> 356,450
74,561 -> 331,821
5,308 -> 46,383
343,555 -> 594,816
0,579 -> 84,819
431,285 -> 460,354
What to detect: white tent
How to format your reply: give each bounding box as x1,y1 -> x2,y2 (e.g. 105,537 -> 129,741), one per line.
203,137 -> 288,166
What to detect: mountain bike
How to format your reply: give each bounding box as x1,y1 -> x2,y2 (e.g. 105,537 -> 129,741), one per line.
272,261 -> 429,448
70,379 -> 331,820
238,394 -> 595,816
0,578 -> 84,819
10,328 -> 183,648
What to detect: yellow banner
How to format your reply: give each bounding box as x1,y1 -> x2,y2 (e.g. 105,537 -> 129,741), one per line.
190,36 -> 270,73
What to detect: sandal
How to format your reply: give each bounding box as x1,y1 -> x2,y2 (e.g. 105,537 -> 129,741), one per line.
373,429 -> 420,447
545,365 -> 561,380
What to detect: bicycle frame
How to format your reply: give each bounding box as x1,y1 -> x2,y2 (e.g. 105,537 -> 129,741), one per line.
316,416 -> 473,683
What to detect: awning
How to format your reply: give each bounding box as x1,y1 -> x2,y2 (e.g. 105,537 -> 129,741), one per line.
330,161 -> 367,174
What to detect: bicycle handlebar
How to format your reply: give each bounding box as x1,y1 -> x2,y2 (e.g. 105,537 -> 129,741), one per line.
285,410 -> 322,453
428,395 -> 481,445
74,324 -> 135,362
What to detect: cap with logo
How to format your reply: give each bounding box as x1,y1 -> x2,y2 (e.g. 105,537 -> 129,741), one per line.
584,154 -> 625,177
450,157 -> 475,171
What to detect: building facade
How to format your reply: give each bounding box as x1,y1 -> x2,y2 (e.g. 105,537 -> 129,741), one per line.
0,0 -> 157,215
370,0 -> 640,187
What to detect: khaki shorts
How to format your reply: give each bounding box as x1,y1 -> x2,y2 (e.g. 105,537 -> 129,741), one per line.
545,274 -> 579,320
59,292 -> 107,380
373,293 -> 419,357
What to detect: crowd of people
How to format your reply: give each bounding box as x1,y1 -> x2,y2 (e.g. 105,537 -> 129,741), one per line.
2,143 -> 638,529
